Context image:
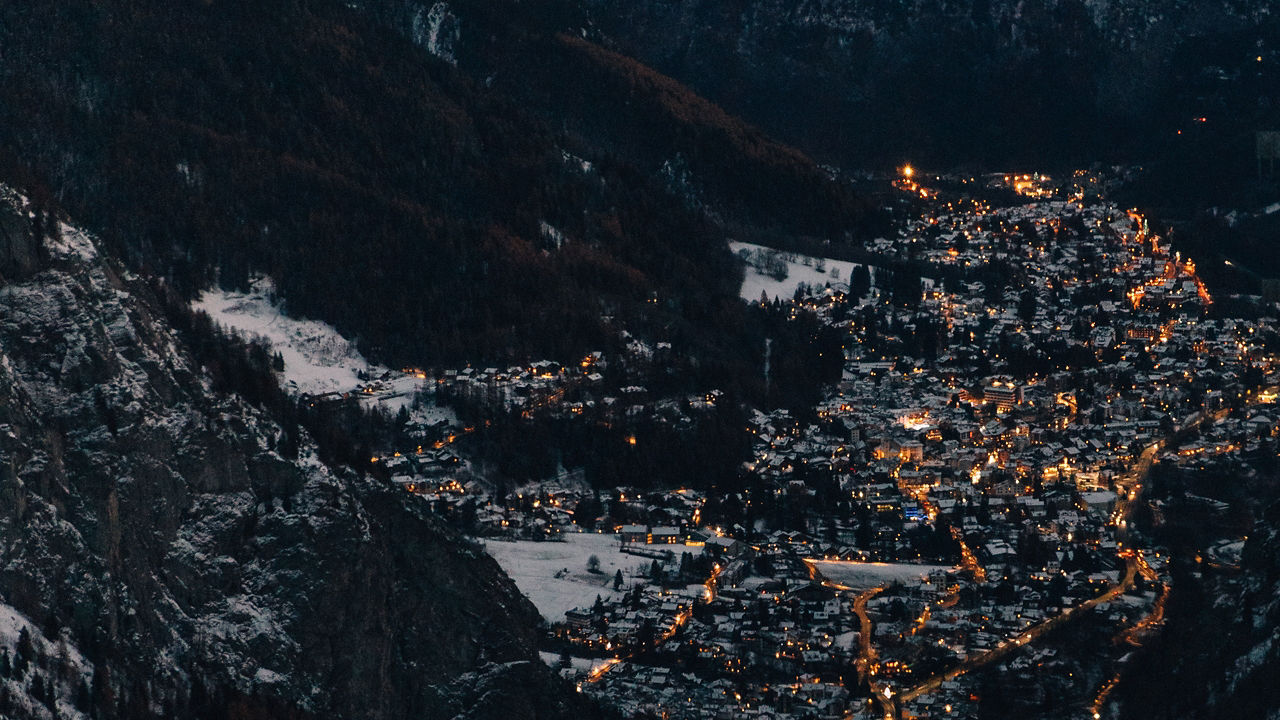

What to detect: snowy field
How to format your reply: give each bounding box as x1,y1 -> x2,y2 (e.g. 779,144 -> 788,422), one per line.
194,277 -> 448,417
539,651 -> 616,677
809,560 -> 955,590
730,240 -> 875,303
481,534 -> 657,623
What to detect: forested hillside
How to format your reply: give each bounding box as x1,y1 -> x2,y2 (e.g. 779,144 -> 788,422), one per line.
579,0 -> 1278,173
0,0 -> 882,388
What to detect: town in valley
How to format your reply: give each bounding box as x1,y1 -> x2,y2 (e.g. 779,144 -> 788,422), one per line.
222,169 -> 1279,720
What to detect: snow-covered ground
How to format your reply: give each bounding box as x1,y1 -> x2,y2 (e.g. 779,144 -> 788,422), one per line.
195,277 -> 379,395
539,651 -> 616,677
730,240 -> 874,303
1209,539 -> 1245,566
833,629 -> 859,652
482,533 -> 656,623
808,560 -> 955,590
194,277 -> 442,415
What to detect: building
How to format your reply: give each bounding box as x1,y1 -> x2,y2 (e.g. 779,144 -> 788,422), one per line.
651,526 -> 682,544
620,525 -> 649,544
984,382 -> 1022,410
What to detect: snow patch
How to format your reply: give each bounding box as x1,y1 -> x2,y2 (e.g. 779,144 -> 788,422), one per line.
481,533 -> 655,623
808,560 -> 955,590
411,2 -> 458,64
538,650 -> 616,677
47,222 -> 99,262
254,668 -> 287,685
194,277 -> 394,395
730,240 -> 873,302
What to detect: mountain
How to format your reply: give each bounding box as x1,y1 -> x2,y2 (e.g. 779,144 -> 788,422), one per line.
579,0 -> 1279,172
0,0 -> 883,389
0,187 -> 596,719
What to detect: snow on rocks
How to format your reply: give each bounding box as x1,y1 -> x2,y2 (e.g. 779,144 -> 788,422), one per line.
0,601 -> 93,720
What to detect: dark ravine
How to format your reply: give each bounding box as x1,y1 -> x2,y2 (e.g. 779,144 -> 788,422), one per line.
0,188 -> 595,719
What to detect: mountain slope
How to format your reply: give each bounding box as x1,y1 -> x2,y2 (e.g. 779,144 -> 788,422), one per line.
0,188 -> 593,719
579,0 -> 1278,169
0,0 -> 881,383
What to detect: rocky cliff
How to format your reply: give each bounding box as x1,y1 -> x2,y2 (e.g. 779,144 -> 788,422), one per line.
0,186 -> 592,719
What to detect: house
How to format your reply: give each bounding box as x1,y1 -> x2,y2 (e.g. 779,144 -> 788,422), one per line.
704,536 -> 746,560
566,607 -> 594,631
651,526 -> 682,544
620,525 -> 649,544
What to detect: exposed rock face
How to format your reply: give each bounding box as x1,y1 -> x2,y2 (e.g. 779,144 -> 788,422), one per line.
0,189 -> 590,719
0,195 -> 41,280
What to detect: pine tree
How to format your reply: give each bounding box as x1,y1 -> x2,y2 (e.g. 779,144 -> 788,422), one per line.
30,672 -> 45,704
74,678 -> 91,713
15,628 -> 33,676
90,663 -> 113,714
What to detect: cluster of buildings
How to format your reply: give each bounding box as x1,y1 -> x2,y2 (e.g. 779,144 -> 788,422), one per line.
564,171 -> 1278,718
363,169 -> 1278,719
433,347 -> 722,425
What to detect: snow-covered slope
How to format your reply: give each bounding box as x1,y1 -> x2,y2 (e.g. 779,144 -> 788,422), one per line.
194,277 -> 435,413
809,561 -> 955,591
0,603 -> 93,720
194,277 -> 378,396
483,534 -> 647,622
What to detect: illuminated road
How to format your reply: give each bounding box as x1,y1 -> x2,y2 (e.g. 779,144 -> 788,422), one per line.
852,587 -> 896,720
1112,384 -> 1279,531
852,586 -> 885,680
1087,385 -> 1277,718
874,383 -> 1278,716
582,563 -> 721,685
801,561 -> 896,719
914,491 -> 986,583
896,557 -> 1136,705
